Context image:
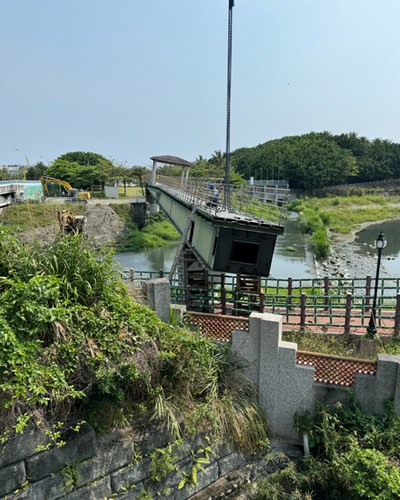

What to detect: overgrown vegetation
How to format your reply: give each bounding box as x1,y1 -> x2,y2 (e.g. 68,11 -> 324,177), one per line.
0,230 -> 266,454
288,193 -> 400,260
282,330 -> 368,359
110,206 -> 179,252
283,329 -> 400,360
250,397 -> 400,499
0,203 -> 85,232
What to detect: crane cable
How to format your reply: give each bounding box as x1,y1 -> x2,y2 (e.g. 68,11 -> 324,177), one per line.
223,0 -> 234,211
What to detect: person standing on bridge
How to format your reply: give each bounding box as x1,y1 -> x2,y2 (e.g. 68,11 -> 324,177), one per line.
208,184 -> 219,208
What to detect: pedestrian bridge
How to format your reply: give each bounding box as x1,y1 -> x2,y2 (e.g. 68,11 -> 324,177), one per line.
146,157 -> 288,277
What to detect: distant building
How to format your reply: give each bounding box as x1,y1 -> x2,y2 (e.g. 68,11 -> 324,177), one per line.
1,164 -> 23,176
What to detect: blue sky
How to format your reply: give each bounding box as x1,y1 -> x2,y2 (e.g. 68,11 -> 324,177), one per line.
1,0 -> 400,167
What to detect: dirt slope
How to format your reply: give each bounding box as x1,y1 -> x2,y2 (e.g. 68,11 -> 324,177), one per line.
19,204 -> 125,248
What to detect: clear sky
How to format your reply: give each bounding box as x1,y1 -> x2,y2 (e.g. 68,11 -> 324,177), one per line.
1,0 -> 400,167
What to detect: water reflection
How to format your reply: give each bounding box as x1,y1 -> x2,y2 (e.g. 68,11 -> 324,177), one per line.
114,212 -> 316,278
115,243 -> 179,273
355,219 -> 400,276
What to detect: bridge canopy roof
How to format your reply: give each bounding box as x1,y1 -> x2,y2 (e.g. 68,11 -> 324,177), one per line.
150,155 -> 192,167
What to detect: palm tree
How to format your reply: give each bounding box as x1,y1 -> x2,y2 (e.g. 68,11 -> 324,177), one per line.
210,150 -> 225,168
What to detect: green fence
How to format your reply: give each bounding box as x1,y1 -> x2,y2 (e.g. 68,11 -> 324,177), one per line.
122,270 -> 400,333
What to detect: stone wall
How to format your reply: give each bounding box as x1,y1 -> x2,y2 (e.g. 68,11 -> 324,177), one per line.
0,423 -> 245,499
231,312 -> 400,442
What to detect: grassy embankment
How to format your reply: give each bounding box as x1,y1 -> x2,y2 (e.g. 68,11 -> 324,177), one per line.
110,204 -> 179,252
115,186 -> 181,251
288,193 -> 400,260
0,197 -> 179,252
282,328 -> 400,360
0,203 -> 85,232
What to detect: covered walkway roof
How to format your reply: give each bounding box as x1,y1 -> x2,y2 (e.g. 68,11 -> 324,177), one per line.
150,155 -> 192,167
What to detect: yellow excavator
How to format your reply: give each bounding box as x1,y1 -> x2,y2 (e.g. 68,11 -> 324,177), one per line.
40,176 -> 91,202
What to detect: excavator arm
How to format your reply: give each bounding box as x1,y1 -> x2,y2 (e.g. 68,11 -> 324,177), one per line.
40,176 -> 75,196
39,176 -> 91,201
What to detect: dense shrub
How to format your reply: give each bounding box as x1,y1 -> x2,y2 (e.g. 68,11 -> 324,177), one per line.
251,397 -> 400,499
0,229 -> 266,453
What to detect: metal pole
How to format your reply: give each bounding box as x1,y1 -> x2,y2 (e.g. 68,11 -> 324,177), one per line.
14,148 -> 29,180
367,247 -> 381,335
223,0 -> 234,211
367,232 -> 386,335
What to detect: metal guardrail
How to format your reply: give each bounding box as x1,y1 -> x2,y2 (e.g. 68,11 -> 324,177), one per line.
156,176 -> 288,223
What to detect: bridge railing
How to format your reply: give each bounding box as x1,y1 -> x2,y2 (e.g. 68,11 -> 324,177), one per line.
156,176 -> 287,222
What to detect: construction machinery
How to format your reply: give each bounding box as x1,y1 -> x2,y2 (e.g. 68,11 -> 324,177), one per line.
58,209 -> 85,235
40,176 -> 91,202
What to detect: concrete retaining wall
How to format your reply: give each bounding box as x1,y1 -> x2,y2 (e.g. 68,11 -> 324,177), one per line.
231,312 -> 400,442
0,423 -> 245,499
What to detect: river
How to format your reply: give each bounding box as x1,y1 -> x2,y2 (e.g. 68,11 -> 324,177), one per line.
114,212 -> 317,278
354,219 -> 400,276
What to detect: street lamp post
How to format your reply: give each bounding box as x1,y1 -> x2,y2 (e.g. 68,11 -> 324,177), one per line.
366,231 -> 387,336
14,148 -> 29,180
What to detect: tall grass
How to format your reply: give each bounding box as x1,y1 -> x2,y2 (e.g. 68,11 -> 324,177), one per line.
291,195 -> 400,234
298,208 -> 330,260
0,203 -> 84,232
289,194 -> 400,260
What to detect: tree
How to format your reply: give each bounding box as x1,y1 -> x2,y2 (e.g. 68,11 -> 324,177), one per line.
130,166 -> 150,195
56,151 -> 112,168
26,162 -> 47,180
209,150 -> 225,168
47,151 -> 114,191
45,160 -> 99,190
231,132 -> 364,189
0,168 -> 11,181
190,157 -> 213,179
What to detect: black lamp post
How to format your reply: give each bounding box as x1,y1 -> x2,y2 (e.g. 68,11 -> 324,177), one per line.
366,231 -> 387,336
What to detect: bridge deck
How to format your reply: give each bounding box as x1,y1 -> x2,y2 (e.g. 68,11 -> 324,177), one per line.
155,175 -> 286,228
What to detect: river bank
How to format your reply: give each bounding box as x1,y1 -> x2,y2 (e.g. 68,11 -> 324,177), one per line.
2,200 -> 398,279
316,219 -> 396,279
